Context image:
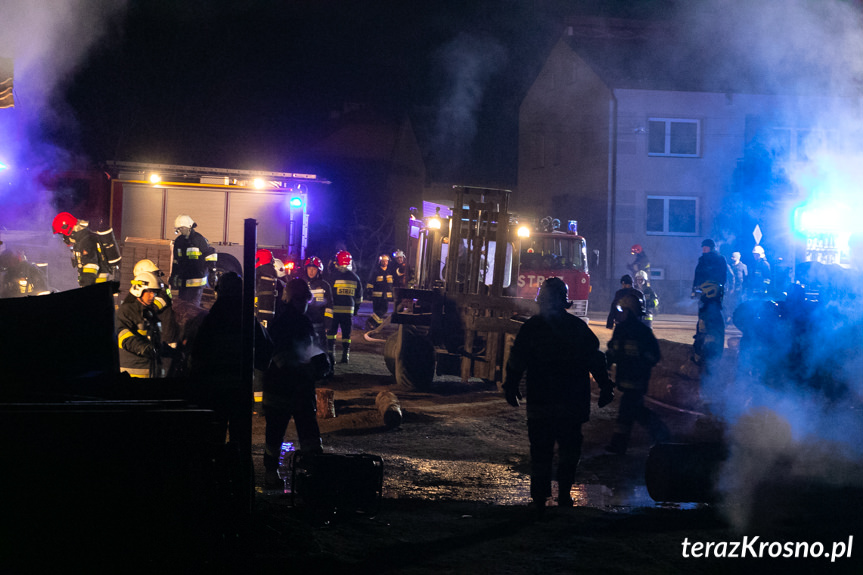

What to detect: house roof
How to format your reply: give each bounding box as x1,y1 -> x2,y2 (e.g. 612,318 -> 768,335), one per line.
562,17 -> 857,96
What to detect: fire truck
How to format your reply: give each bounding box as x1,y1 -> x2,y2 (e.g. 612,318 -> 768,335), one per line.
384,186 -> 591,390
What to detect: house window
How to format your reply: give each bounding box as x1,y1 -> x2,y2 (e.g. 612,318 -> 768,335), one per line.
646,196 -> 698,236
648,118 -> 700,157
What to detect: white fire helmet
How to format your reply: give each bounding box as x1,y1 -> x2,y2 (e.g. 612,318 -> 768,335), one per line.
130,271 -> 163,298
133,259 -> 160,277
174,214 -> 195,230
273,258 -> 287,278
752,245 -> 765,256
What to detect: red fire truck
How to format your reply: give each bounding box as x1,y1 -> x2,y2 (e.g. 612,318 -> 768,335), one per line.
515,216 -> 591,317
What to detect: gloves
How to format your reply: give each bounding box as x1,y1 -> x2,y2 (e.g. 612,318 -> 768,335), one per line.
598,387 -> 614,408
504,387 -> 522,408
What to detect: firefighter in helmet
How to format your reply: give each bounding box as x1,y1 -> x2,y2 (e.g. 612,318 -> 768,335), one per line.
132,258 -> 179,348
606,274 -> 644,329
366,253 -> 394,330
633,270 -> 659,329
169,214 -> 217,306
627,244 -> 650,277
117,271 -> 164,378
324,250 -> 363,364
391,249 -> 410,289
604,293 -> 669,454
254,248 -> 278,328
299,255 -> 333,358
52,212 -> 110,288
502,277 -> 614,511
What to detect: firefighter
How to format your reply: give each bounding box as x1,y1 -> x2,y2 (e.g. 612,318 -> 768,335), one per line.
169,214 -> 217,306
606,275 -> 644,329
502,277 -> 614,511
691,239 -> 727,301
272,258 -> 288,317
391,249 -> 410,289
263,278 -> 329,488
604,293 -> 670,455
132,258 -> 179,348
366,253 -> 394,330
633,270 -> 659,329
692,279 -> 726,374
117,271 -> 164,378
746,245 -> 772,300
325,250 -> 363,364
254,248 -> 278,328
51,211 -> 110,287
627,244 -> 650,277
300,255 -> 333,357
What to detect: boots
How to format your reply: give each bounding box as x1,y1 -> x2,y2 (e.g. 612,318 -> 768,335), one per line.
326,340 -> 336,376
340,342 -> 350,364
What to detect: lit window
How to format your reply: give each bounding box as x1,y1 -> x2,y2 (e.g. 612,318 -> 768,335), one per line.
648,118 -> 700,157
646,196 -> 698,236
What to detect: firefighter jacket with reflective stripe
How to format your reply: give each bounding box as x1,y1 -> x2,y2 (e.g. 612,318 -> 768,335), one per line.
152,291 -> 179,345
303,273 -> 334,325
326,267 -> 363,316
606,315 -> 660,393
170,229 -> 217,289
116,293 -> 160,377
255,263 -> 278,326
70,227 -> 109,287
366,266 -> 394,300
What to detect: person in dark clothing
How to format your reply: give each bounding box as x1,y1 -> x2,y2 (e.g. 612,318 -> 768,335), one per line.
604,294 -> 670,455
262,278 -> 330,488
607,274 -> 644,329
503,278 -> 614,511
633,270 -> 659,329
366,253 -> 394,330
169,214 -> 217,307
691,238 -> 728,301
299,255 -> 333,354
190,272 -> 272,443
254,248 -> 278,328
726,251 -> 748,323
627,244 -> 650,278
116,271 -> 164,377
746,245 -> 772,300
325,250 -> 363,364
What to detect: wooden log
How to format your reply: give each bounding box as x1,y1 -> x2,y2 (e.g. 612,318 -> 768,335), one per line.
375,390 -> 402,429
316,388 -> 335,419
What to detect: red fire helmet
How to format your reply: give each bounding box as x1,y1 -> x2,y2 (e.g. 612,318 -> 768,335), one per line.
631,244 -> 643,255
52,212 -> 78,236
255,248 -> 274,268
336,250 -> 352,267
304,256 -> 323,272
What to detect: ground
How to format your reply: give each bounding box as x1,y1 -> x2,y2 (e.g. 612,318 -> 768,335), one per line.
239,312 -> 863,574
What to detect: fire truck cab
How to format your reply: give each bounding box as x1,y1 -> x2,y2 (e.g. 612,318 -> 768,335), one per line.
515,217 -> 590,316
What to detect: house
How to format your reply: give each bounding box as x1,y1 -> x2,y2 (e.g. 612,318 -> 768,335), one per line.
517,17 -> 861,312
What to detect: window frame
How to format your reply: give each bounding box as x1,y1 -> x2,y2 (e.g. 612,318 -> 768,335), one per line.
648,118 -> 701,158
645,195 -> 700,236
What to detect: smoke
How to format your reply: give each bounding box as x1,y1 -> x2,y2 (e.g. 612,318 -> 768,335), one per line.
0,0 -> 128,290
430,32 -> 507,180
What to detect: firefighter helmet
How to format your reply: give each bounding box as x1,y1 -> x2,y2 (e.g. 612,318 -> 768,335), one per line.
336,250 -> 352,267
536,277 -> 572,310
379,254 -> 390,266
255,248 -> 273,268
635,270 -> 649,283
699,280 -> 722,300
631,244 -> 643,255
174,214 -> 195,230
286,277 -> 312,303
133,259 -> 160,277
616,293 -> 645,317
130,271 -> 163,298
52,212 -> 78,236
273,258 -> 286,278
393,249 -> 406,260
304,256 -> 323,272
752,245 -> 765,256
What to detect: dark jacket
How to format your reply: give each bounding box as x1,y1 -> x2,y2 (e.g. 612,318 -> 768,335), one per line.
116,293 -> 159,377
607,286 -> 644,329
607,315 -> 661,393
326,267 -> 363,315
693,250 -> 728,291
70,226 -> 109,287
366,265 -> 395,301
170,230 -> 216,289
504,310 -> 610,422
302,273 -> 333,326
263,303 -> 319,406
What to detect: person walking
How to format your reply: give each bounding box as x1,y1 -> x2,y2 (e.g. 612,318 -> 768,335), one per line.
633,270 -> 659,329
169,214 -> 217,306
325,250 -> 363,364
604,294 -> 670,455
502,278 -> 614,511
606,275 -> 644,329
726,251 -> 748,323
262,278 -> 329,488
366,253 -> 394,330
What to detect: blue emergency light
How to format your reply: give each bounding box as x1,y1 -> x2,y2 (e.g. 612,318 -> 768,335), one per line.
289,196 -> 305,208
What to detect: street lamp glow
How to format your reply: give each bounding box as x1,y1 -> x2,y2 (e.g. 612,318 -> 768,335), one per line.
253,178 -> 265,189
149,173 -> 161,184
517,225 -> 531,238
428,217 -> 442,230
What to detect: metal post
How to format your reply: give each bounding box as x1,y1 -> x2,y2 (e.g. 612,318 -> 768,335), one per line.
240,218 -> 257,513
